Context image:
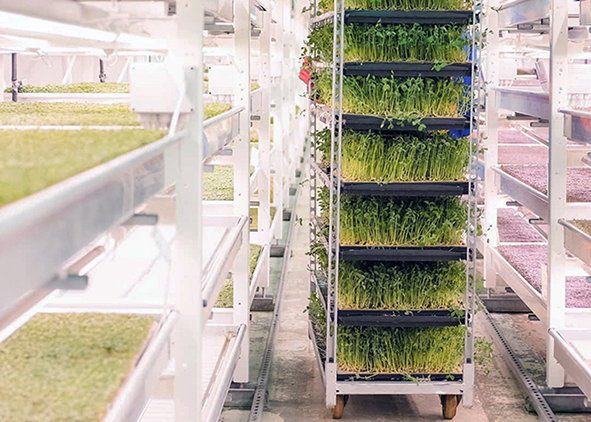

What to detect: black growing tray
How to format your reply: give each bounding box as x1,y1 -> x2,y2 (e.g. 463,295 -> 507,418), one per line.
313,160 -> 470,196
338,309 -> 465,327
341,114 -> 470,131
344,62 -> 472,78
345,10 -> 473,25
340,245 -> 468,261
341,180 -> 470,196
337,372 -> 464,382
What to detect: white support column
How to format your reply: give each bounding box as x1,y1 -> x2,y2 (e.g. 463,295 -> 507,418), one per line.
547,0 -> 569,388
272,19 -> 285,240
232,0 -> 251,383
173,0 -> 204,420
117,57 -> 133,83
257,6 -> 272,291
483,0 -> 500,289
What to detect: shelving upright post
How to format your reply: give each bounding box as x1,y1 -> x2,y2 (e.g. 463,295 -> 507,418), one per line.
173,0 -> 205,420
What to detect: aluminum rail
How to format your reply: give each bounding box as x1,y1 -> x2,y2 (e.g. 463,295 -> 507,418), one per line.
202,323 -> 247,422
201,215 -> 249,325
2,93 -> 130,103
496,0 -> 549,28
561,108 -> 591,144
203,106 -> 244,159
559,219 -> 591,268
549,328 -> 591,402
102,310 -> 180,422
492,166 -> 550,221
495,87 -> 551,120
0,131 -> 185,317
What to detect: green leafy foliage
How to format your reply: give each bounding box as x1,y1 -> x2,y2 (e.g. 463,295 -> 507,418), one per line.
339,261 -> 465,310
318,0 -> 471,11
0,103 -> 140,126
307,23 -> 468,63
0,129 -> 165,207
0,313 -> 154,422
337,326 -> 465,373
316,128 -> 469,182
319,188 -> 467,246
215,244 -> 263,308
315,70 -> 467,119
5,82 -> 129,94
203,102 -> 233,120
203,165 -> 234,200
309,243 -> 464,310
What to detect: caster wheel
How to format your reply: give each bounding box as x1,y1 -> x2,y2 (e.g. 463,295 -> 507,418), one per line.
440,394 -> 459,420
332,395 -> 346,419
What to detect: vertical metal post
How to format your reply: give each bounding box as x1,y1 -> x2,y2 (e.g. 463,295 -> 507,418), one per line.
233,0 -> 251,383
11,53 -> 17,102
99,58 -> 107,83
173,0 -> 204,420
483,0 -> 500,290
273,15 -> 285,240
547,0 -> 568,388
325,0 -> 345,408
61,56 -> 77,85
258,6 -> 272,292
463,3 -> 483,407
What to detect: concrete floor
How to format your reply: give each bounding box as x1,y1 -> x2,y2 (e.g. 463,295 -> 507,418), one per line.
221,184 -> 589,422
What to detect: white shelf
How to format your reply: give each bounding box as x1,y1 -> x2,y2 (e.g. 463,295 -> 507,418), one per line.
492,166 -> 591,221
201,215 -> 248,325
138,323 -> 247,422
495,87 -> 550,120
0,132 -> 183,317
549,328 -> 591,401
560,219 -> 591,268
561,108 -> 591,145
497,0 -> 549,28
203,106 -> 244,160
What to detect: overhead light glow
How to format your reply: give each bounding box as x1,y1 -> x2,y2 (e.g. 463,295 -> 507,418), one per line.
0,11 -> 167,50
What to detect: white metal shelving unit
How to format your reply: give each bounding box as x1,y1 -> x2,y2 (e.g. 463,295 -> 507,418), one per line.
481,0 -> 591,403
0,0 -> 303,421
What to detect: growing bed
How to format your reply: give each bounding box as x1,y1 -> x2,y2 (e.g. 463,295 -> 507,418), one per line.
215,244 -> 263,308
501,165 -> 591,203
497,208 -> 545,243
498,244 -> 591,308
0,313 -> 155,422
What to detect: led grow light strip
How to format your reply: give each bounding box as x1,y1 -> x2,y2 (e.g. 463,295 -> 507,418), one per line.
0,11 -> 166,49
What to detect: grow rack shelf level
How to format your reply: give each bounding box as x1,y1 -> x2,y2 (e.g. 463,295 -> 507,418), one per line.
343,62 -> 473,78
337,373 -> 464,383
311,161 -> 470,196
345,10 -> 473,25
313,108 -> 470,132
338,309 -> 466,327
339,245 -> 468,262
562,108 -> 591,144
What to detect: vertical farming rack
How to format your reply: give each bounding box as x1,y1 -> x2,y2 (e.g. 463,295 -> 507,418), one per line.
481,0 -> 591,409
308,0 -> 481,419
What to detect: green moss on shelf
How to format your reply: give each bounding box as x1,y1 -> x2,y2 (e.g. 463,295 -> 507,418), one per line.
0,103 -> 140,126
5,82 -> 130,94
0,313 -> 154,422
0,129 -> 165,207
215,244 -> 263,308
204,103 -> 233,120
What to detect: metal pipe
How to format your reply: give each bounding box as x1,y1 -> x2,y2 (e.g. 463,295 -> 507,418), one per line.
99,58 -> 107,83
102,310 -> 179,422
11,53 -> 17,102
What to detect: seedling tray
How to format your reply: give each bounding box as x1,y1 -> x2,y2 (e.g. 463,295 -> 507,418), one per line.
337,372 -> 464,382
313,160 -> 470,196
341,114 -> 469,131
338,309 -> 465,327
341,180 -> 470,196
339,245 -> 468,262
344,10 -> 473,25
344,62 -> 472,78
